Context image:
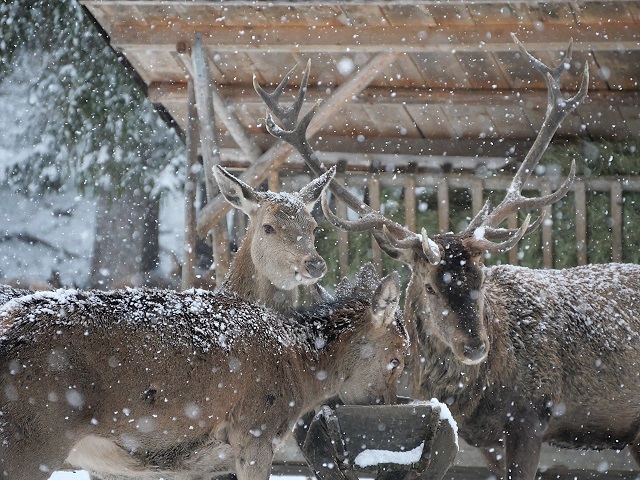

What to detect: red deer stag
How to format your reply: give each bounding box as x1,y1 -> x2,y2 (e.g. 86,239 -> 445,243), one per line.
0,269 -> 407,480
255,35 -> 640,480
213,165 -> 335,312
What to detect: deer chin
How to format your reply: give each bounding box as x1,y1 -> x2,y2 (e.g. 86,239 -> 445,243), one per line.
270,271 -> 320,290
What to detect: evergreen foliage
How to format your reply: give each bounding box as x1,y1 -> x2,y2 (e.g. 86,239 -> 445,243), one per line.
0,0 -> 184,197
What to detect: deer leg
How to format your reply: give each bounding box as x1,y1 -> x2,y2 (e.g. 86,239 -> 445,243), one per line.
480,447 -> 505,480
233,440 -> 274,480
503,415 -> 545,480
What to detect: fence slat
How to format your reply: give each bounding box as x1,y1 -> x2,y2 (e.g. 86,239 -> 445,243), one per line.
369,174 -> 383,276
405,174 -> 417,233
611,181 -> 623,262
541,181 -> 553,269
574,181 -> 588,266
438,178 -> 450,233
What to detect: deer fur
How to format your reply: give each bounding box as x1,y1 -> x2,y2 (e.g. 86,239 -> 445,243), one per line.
0,272 -> 407,480
403,250 -> 640,479
213,165 -> 335,313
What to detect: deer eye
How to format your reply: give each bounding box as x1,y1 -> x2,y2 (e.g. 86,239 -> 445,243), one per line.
313,227 -> 320,236
263,224 -> 275,234
425,284 -> 436,295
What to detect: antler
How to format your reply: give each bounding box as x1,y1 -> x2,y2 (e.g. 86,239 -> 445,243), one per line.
464,34 -> 589,251
254,61 -> 442,264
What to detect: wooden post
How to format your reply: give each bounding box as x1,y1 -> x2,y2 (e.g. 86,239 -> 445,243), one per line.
471,178 -> 484,219
404,163 -> 417,233
369,170 -> 383,277
437,178 -> 449,234
574,181 -> 587,266
268,170 -> 280,193
192,33 -> 229,285
540,181 -> 553,269
611,180 -> 623,262
181,80 -> 198,290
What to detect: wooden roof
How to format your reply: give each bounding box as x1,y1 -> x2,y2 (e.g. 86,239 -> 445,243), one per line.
80,0 -> 640,168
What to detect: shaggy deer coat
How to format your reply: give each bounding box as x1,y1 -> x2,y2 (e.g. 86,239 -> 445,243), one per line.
407,258 -> 640,477
0,279 -> 407,480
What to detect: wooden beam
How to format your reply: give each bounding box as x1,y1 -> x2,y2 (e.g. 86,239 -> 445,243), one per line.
181,80 -> 198,290
150,83 -> 640,110
174,52 -> 262,162
611,180 -> 623,262
111,23 -> 640,53
196,51 -> 398,237
192,33 -> 229,284
574,181 -> 588,266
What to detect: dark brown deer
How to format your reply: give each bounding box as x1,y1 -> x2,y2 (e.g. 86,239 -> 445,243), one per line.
0,268 -> 407,480
255,35 -> 640,480
213,164 -> 335,312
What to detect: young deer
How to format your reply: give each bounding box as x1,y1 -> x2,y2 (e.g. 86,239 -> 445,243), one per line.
213,165 -> 335,312
0,268 -> 407,480
255,36 -> 640,480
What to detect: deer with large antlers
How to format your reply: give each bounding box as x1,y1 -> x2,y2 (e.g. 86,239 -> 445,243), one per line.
0,268 -> 407,480
256,35 -> 640,479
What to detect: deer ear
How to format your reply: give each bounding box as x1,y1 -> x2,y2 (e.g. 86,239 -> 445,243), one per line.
371,272 -> 401,329
213,165 -> 260,215
298,166 -> 336,213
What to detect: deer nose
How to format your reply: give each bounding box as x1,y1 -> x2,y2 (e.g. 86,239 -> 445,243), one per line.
463,340 -> 486,363
305,258 -> 327,278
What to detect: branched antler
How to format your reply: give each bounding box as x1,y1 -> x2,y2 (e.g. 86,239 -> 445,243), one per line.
254,60 -> 438,262
464,34 -> 589,251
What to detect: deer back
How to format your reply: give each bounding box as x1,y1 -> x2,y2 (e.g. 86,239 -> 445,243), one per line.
0,278 -> 406,479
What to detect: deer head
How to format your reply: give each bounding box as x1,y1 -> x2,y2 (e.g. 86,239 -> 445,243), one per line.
214,165 -> 335,305
255,35 -> 588,365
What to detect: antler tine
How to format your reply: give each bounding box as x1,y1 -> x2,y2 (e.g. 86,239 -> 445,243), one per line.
472,214 -> 532,253
475,36 -> 588,231
483,211 -> 545,241
252,60 -> 310,131
321,191 -> 389,232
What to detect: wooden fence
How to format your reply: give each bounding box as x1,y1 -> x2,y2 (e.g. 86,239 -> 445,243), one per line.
271,169 -> 640,279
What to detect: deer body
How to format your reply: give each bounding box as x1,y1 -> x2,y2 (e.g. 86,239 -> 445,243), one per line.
253,36 -> 640,480
409,261 -> 640,474
0,279 -> 406,480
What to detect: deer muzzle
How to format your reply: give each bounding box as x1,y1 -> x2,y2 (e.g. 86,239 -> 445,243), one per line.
304,257 -> 327,279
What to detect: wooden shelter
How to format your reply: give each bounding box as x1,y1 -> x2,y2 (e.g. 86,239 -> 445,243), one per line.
79,0 -> 640,284
77,1 -> 640,477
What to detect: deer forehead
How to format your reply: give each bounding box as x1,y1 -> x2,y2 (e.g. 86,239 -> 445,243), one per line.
258,203 -> 317,231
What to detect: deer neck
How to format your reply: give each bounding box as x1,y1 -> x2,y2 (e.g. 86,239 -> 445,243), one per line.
221,237 -> 299,313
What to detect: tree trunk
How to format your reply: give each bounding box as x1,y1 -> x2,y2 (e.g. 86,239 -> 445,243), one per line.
89,186 -> 160,289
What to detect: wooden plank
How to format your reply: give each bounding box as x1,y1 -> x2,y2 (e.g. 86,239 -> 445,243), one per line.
363,104 -> 421,138
337,196 -> 349,278
109,23 -> 640,53
197,51 -> 398,237
404,169 -> 417,232
369,172 -> 383,276
574,181 -> 588,266
181,80 -> 198,290
268,170 -> 280,193
471,178 -> 484,218
438,178 -> 449,233
381,4 -> 437,27
455,52 -> 510,90
611,181 -> 623,263
540,181 -> 553,269
507,213 -> 519,265
441,105 -> 496,139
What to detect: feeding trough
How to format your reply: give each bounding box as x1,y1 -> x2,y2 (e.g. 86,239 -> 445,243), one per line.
300,399 -> 458,480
